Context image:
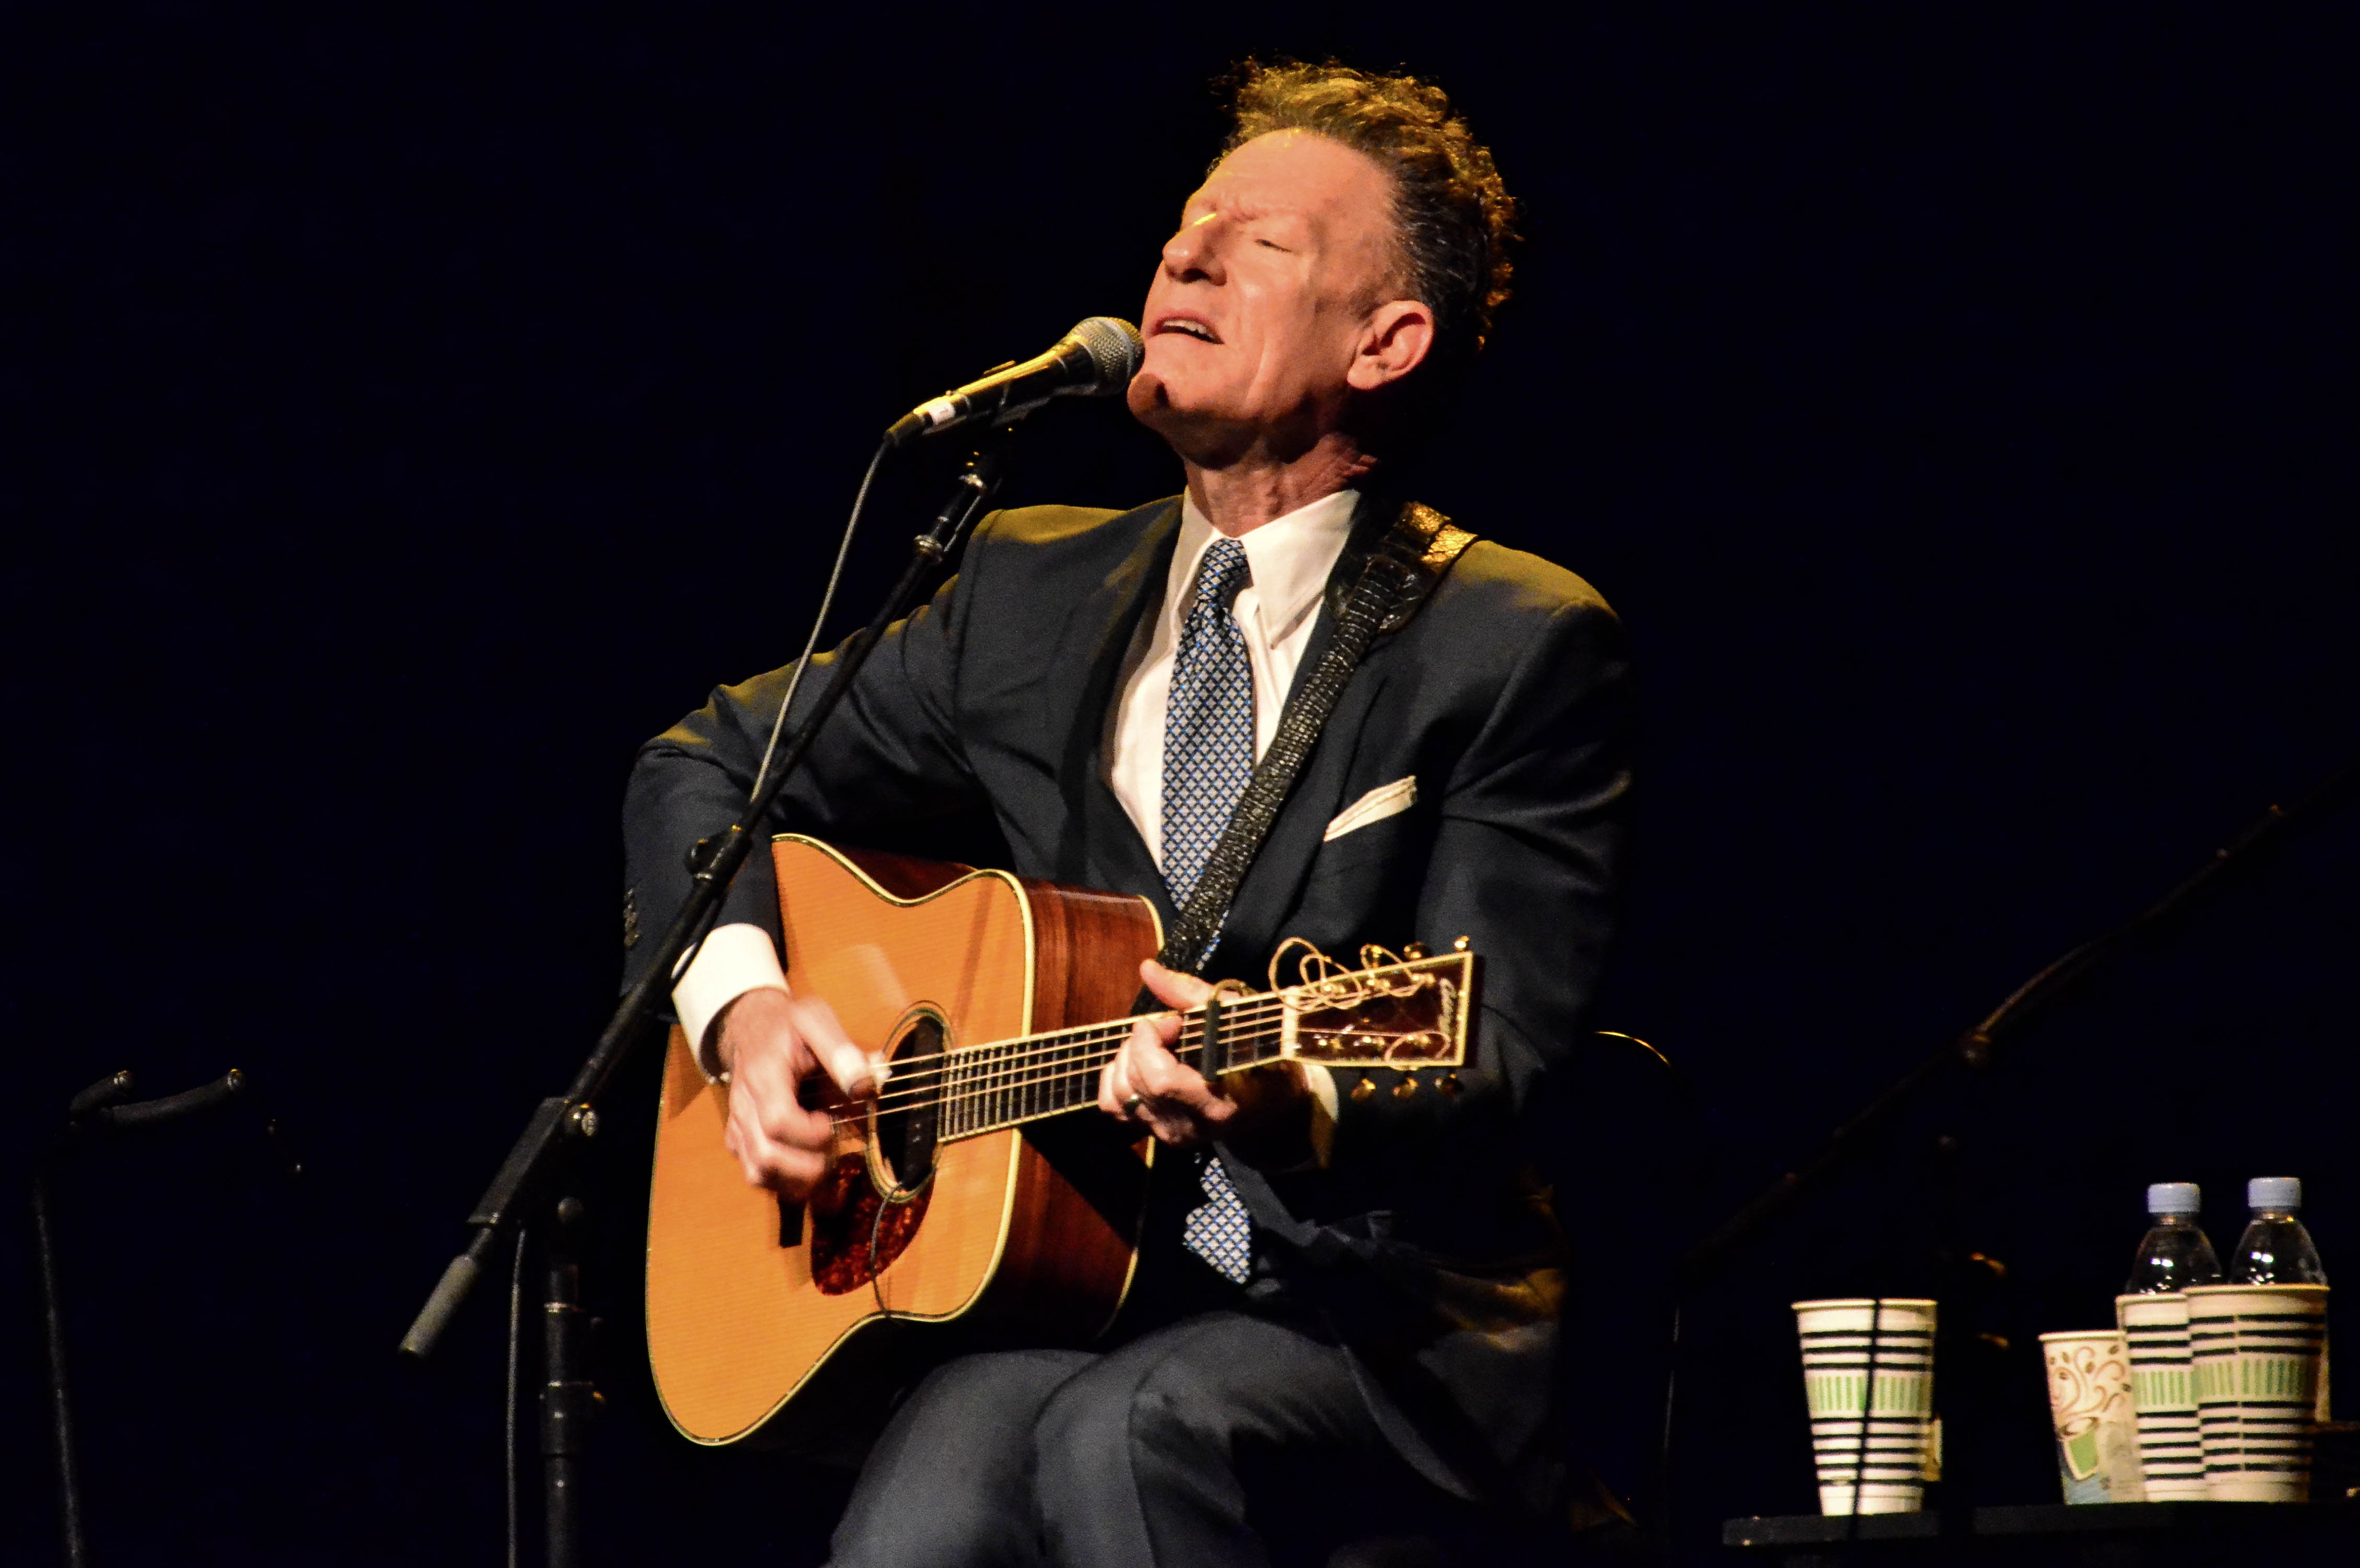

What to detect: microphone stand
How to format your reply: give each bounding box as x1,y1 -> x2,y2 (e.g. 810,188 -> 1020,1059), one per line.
398,422 -> 1023,1566
35,1067 -> 258,1568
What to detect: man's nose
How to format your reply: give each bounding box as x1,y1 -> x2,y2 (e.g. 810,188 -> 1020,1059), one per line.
1161,212 -> 1225,282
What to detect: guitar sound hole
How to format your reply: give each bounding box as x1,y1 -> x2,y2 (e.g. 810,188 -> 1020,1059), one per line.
809,1008 -> 944,1297
871,1013 -> 943,1197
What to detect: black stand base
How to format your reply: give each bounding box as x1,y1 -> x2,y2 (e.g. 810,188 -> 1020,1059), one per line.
1725,1501 -> 2360,1567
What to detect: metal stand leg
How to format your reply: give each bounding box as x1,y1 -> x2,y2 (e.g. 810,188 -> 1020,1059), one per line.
29,1067 -> 254,1568
540,1196 -> 595,1568
33,1172 -> 88,1568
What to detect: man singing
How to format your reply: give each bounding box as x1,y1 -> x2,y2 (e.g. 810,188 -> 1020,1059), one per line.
624,61 -> 1633,1566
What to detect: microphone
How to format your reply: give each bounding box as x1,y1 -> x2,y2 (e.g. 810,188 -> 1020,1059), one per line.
885,317 -> 1144,447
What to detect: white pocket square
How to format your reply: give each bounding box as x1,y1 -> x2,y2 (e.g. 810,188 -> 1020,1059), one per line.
1323,776 -> 1417,841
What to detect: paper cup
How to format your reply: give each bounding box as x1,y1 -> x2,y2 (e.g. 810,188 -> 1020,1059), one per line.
2117,1293 -> 2205,1499
2040,1330 -> 2144,1502
1795,1298 -> 1937,1515
2187,1282 -> 2328,1502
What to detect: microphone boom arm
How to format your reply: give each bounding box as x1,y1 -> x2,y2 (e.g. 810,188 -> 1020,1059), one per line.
399,426 -> 1023,1361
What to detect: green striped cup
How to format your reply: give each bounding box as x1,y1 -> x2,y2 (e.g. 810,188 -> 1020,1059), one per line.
2186,1282 -> 2328,1502
2117,1292 -> 2205,1499
1795,1298 -> 1937,1515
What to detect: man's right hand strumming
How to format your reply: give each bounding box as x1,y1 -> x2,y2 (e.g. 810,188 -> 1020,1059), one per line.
711,987 -> 877,1199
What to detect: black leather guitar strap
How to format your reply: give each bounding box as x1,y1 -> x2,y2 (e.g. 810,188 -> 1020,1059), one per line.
1151,500 -> 1478,984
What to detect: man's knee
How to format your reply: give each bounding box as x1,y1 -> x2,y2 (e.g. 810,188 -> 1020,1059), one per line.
1034,1338 -> 1231,1484
832,1349 -> 1090,1568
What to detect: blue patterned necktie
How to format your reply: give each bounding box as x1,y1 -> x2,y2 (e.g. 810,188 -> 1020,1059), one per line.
1159,536 -> 1258,1284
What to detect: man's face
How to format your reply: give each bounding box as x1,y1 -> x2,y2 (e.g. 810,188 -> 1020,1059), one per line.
1129,130 -> 1412,464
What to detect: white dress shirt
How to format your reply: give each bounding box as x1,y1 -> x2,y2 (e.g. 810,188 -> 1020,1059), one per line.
671,488 -> 1360,1083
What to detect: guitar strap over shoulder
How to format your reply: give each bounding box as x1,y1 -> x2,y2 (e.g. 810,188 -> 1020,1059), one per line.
1152,498 -> 1478,976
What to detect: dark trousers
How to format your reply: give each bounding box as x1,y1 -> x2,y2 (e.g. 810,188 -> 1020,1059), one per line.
827,1309 -> 1464,1568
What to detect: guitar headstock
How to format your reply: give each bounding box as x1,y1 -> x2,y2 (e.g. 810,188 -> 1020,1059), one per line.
1277,947 -> 1476,1070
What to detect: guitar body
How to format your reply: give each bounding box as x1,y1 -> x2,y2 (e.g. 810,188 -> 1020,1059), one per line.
645,836 -> 1161,1454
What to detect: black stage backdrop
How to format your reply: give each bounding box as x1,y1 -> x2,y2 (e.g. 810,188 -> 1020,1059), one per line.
7,6 -> 2356,1564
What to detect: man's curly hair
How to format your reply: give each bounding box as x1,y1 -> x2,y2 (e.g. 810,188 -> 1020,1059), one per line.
1222,60 -> 1518,377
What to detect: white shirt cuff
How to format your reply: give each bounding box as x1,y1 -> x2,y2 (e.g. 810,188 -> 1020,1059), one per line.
671,922 -> 789,1080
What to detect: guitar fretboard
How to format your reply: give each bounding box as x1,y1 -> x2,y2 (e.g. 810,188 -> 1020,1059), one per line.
919,993 -> 1295,1142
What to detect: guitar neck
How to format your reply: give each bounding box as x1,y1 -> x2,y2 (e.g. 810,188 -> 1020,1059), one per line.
894,949 -> 1472,1144
932,994 -> 1293,1142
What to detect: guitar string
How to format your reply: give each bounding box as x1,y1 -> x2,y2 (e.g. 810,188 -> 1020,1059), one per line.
759,968 -> 1450,1130
812,968 -> 1444,1129
840,1011 -> 1295,1116
821,1009 -> 1296,1114
828,1028 -> 1295,1129
821,1024 -> 1296,1130
833,995 -> 1292,1079
819,1018 -> 1333,1132
876,979 -> 1435,1090
886,1023 -> 1295,1114
825,1017 -> 1463,1143
821,956 -> 1450,1080
834,1019 -> 1456,1143
832,985 -> 1444,1121
861,1001 -> 1288,1090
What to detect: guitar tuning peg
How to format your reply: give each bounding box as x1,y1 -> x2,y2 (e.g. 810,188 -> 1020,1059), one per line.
1451,935 -> 1472,952
1350,1076 -> 1375,1103
1438,1073 -> 1461,1096
1403,942 -> 1428,960
1392,1076 -> 1418,1100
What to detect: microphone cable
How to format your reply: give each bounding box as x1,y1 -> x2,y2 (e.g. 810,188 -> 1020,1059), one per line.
748,438 -> 888,807
504,1226 -> 528,1568
667,437 -> 890,987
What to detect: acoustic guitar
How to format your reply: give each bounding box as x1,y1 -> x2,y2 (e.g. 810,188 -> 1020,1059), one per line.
644,834 -> 1476,1455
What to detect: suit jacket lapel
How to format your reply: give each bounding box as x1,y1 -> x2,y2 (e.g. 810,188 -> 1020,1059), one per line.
1211,661 -> 1389,977
1049,497 -> 1182,917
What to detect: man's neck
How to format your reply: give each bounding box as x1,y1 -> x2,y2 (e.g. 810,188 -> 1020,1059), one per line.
1183,433 -> 1375,539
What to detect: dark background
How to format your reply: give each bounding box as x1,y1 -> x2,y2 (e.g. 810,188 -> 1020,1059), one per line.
8,5 -> 2355,1563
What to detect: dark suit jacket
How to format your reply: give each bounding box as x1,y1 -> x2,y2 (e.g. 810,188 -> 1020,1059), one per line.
622,491 -> 1633,1511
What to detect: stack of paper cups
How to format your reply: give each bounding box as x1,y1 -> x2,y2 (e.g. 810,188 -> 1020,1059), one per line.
2117,1293 -> 2207,1499
2187,1282 -> 2329,1501
1795,1298 -> 1938,1515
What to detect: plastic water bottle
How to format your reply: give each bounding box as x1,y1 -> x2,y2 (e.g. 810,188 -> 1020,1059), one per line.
2124,1181 -> 2223,1294
2231,1177 -> 2327,1286
2231,1176 -> 2329,1421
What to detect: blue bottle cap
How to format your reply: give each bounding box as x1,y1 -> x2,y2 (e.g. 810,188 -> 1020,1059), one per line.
2146,1181 -> 2201,1216
2248,1176 -> 2302,1212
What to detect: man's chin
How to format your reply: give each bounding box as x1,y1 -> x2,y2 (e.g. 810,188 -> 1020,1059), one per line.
1126,372 -> 1250,467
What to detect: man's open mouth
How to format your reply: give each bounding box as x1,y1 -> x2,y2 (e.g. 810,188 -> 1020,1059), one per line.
1156,316 -> 1220,343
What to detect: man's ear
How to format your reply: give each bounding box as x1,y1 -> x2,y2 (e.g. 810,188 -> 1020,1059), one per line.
1346,300 -> 1437,391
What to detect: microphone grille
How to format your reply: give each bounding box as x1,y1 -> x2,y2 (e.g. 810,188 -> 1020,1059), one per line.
1066,317 -> 1146,393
